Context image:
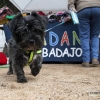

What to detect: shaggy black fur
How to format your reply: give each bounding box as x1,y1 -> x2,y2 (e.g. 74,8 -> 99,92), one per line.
7,11 -> 48,83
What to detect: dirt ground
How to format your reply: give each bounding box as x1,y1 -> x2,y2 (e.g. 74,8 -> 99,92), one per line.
0,64 -> 100,100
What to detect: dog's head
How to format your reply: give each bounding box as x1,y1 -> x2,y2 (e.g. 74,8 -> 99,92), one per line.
8,11 -> 48,51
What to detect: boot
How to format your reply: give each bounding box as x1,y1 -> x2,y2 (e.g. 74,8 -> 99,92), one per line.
82,62 -> 90,67
92,58 -> 99,66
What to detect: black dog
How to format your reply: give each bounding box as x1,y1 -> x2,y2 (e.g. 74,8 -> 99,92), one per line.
7,11 -> 48,83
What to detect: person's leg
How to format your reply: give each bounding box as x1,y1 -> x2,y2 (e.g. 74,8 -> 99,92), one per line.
90,7 -> 100,65
78,8 -> 91,66
3,24 -> 12,43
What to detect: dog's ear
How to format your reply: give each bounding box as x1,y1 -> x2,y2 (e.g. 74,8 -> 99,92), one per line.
31,11 -> 48,29
8,12 -> 22,33
31,11 -> 38,17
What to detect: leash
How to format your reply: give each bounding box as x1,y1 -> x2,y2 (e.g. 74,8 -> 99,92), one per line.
44,21 -> 66,45
45,21 -> 65,32
26,50 -> 42,66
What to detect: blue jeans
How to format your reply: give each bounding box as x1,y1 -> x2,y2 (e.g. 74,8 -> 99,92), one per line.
77,7 -> 100,62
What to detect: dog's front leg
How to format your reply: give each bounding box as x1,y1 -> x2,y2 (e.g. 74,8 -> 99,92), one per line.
30,55 -> 43,76
13,64 -> 27,83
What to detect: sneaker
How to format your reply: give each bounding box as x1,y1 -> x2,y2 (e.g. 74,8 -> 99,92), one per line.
82,62 -> 90,67
92,59 -> 99,66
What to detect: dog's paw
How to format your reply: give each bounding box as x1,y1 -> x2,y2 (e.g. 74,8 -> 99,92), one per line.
7,71 -> 13,75
17,77 -> 27,83
31,68 -> 40,76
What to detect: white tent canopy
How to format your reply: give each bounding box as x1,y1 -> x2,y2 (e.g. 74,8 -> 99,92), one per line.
9,0 -> 68,13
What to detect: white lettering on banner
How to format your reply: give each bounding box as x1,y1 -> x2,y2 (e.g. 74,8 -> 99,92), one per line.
56,48 -> 62,57
42,31 -> 82,59
42,47 -> 82,58
75,48 -> 82,57
49,48 -> 56,57
69,48 -> 76,57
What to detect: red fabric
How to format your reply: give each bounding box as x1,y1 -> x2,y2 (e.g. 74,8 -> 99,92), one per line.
0,52 -> 7,65
37,11 -> 45,16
